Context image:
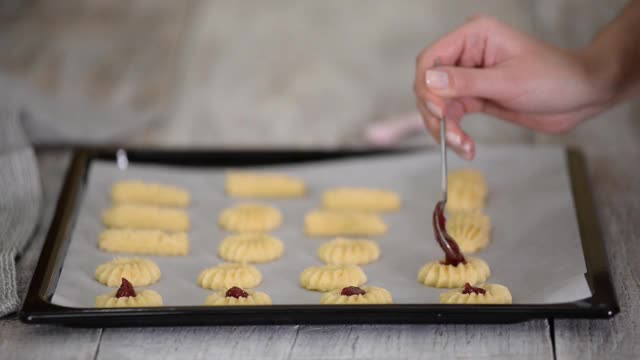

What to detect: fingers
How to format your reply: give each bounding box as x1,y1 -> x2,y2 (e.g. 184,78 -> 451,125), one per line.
443,100 -> 476,160
425,66 -> 512,99
416,99 -> 440,141
413,17 -> 496,160
417,99 -> 476,160
414,16 -> 495,101
415,16 -> 493,73
414,15 -> 518,160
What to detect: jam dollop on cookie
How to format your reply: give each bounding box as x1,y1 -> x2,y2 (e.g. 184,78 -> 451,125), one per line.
461,282 -> 486,295
340,286 -> 367,296
115,278 -> 136,298
321,286 -> 393,304
225,286 -> 250,299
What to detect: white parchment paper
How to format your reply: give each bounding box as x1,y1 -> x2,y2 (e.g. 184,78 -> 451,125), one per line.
51,145 -> 591,307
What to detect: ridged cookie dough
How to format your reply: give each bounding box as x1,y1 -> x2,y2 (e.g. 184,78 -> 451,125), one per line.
218,233 -> 284,263
440,283 -> 512,304
95,289 -> 163,308
95,257 -> 161,287
322,187 -> 401,212
446,211 -> 491,254
317,238 -> 380,265
304,210 -> 387,237
111,180 -> 190,207
320,286 -> 393,304
102,204 -> 190,232
446,169 -> 488,211
417,257 -> 490,288
226,171 -> 305,198
204,289 -> 272,306
99,229 -> 189,256
299,264 -> 367,291
198,263 -> 262,290
218,203 -> 283,232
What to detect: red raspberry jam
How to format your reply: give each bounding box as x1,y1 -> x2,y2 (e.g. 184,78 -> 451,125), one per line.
433,201 -> 466,266
225,286 -> 249,299
115,278 -> 136,298
340,286 -> 367,296
461,283 -> 486,295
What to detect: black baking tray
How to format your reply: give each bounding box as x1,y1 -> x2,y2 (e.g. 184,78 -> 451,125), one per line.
20,147 -> 619,327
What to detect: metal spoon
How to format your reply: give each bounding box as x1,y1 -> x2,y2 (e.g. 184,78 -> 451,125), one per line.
433,58 -> 447,206
440,114 -> 448,206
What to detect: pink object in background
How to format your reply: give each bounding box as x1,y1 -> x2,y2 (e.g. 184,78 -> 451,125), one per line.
365,112 -> 426,146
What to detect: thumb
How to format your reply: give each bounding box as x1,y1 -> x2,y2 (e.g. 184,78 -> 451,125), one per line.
425,66 -> 510,99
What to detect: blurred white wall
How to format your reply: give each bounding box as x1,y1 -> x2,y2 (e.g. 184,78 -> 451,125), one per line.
0,0 -> 631,147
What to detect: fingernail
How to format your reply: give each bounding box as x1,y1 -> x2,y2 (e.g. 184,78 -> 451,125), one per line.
461,140 -> 474,160
446,131 -> 470,159
426,70 -> 449,89
453,138 -> 474,160
446,131 -> 462,147
426,101 -> 442,118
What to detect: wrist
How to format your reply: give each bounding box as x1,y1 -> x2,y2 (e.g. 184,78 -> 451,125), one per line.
580,0 -> 640,107
577,39 -> 626,108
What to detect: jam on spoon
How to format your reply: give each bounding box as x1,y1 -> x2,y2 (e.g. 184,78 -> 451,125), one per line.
433,201 -> 466,266
340,286 -> 367,296
461,282 -> 486,295
225,286 -> 250,299
115,278 -> 136,298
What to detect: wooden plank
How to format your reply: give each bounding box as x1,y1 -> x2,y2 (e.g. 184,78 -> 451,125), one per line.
288,322 -> 553,360
0,319 -> 101,360
0,151 -> 103,360
96,322 -> 553,360
96,326 -> 299,360
553,153 -> 640,359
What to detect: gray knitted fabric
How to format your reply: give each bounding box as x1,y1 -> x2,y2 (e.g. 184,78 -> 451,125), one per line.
0,111 -> 42,317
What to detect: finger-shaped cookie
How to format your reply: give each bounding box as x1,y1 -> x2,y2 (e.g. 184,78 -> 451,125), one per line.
111,180 -> 190,207
226,171 -> 305,198
323,187 -> 401,212
99,229 -> 189,256
102,204 -> 190,232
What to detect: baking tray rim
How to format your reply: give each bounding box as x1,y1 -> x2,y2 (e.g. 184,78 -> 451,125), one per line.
20,146 -> 619,326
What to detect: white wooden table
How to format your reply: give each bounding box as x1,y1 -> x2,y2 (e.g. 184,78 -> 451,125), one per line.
0,1 -> 638,359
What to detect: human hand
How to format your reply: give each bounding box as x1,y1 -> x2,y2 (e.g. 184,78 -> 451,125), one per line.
414,16 -> 611,160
